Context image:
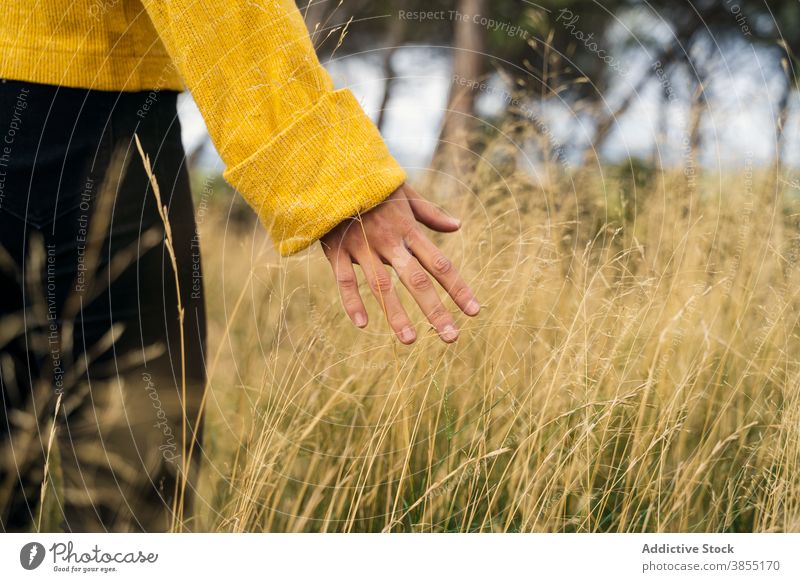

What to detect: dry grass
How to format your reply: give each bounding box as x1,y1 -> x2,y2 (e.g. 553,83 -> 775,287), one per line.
189,144 -> 800,532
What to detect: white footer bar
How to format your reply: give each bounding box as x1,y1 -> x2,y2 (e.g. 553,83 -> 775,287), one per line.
2,533 -> 798,581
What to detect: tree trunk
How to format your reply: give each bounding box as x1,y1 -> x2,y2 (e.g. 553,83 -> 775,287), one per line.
774,46 -> 793,171
376,19 -> 407,132
433,0 -> 487,175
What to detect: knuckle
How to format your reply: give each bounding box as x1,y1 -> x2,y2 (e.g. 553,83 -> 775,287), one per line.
409,270 -> 432,291
432,254 -> 453,275
351,237 -> 369,253
388,312 -> 409,330
342,294 -> 361,312
345,229 -> 367,248
343,298 -> 362,312
404,224 -> 422,243
428,305 -> 451,325
398,217 -> 418,237
373,226 -> 395,244
453,285 -> 471,302
370,273 -> 393,293
336,273 -> 358,290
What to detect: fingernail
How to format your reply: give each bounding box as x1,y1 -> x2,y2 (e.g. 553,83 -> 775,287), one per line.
400,326 -> 416,343
354,313 -> 367,328
465,299 -> 480,316
449,216 -> 462,228
441,324 -> 459,342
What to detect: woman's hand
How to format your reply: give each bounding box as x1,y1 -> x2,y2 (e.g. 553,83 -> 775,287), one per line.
320,183 -> 480,344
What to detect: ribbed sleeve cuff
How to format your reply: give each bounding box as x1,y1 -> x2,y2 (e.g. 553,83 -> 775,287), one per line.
222,88 -> 407,256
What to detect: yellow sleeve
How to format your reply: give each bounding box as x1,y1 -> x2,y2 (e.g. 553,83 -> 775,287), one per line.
140,0 -> 406,256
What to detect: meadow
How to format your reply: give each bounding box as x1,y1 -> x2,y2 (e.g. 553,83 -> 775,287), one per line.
189,144 -> 800,532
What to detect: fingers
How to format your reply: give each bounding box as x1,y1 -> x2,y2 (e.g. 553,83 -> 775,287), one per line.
352,248 -> 417,345
327,248 -> 368,328
405,228 -> 480,317
319,184 -> 478,346
387,245 -> 460,343
403,183 -> 461,233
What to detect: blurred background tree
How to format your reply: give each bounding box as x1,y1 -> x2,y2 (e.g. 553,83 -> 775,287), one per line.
293,1 -> 800,173
184,1 -> 800,185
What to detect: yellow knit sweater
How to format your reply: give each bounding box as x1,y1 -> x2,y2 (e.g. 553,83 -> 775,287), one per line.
0,0 -> 406,255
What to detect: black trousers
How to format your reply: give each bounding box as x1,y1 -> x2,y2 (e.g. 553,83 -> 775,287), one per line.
0,79 -> 206,532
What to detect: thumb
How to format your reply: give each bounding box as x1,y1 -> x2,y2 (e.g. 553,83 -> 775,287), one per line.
403,184 -> 461,232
